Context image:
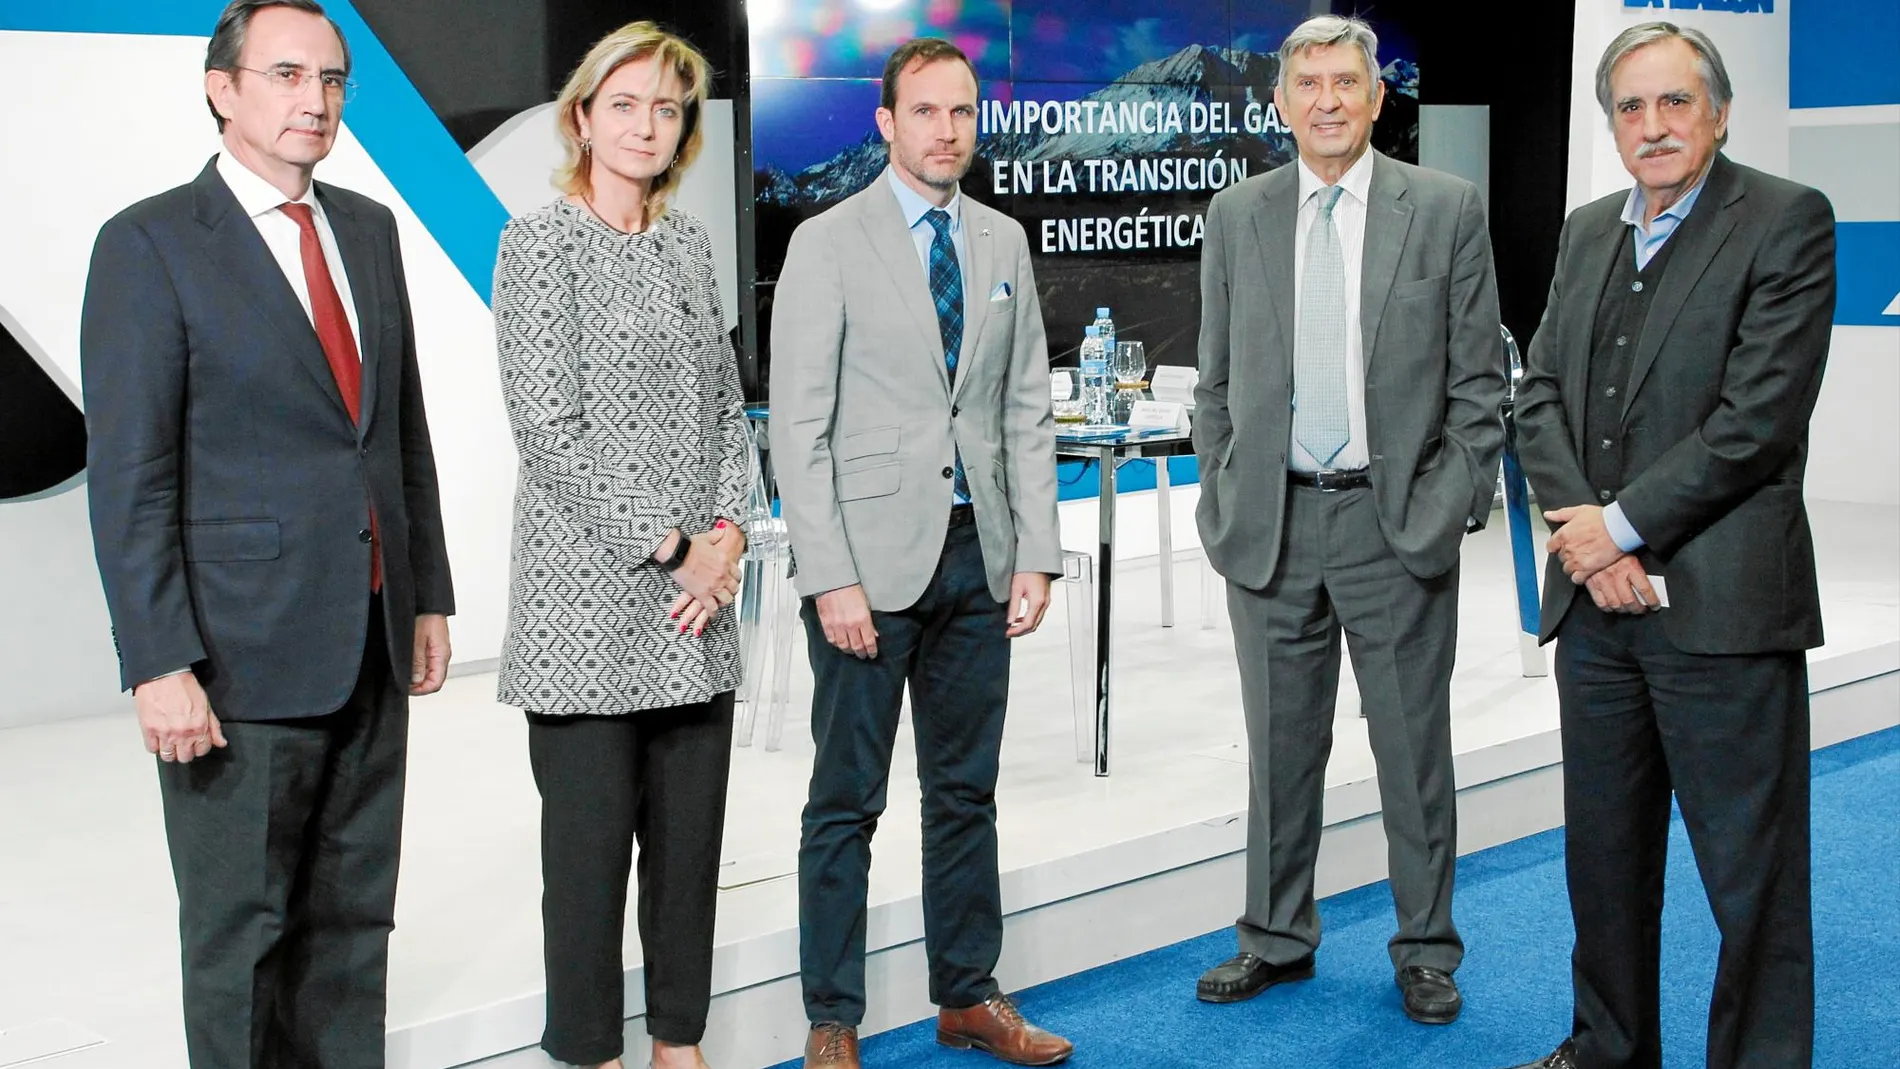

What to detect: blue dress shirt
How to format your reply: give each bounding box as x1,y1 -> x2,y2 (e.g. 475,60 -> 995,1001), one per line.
886,168 -> 971,505
888,166 -> 968,281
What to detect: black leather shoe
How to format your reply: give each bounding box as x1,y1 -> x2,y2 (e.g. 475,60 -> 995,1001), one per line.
1396,965 -> 1462,1024
1500,1039 -> 1579,1068
1195,952 -> 1315,1003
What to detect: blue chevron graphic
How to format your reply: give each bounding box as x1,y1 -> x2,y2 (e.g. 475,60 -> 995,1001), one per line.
0,0 -> 509,305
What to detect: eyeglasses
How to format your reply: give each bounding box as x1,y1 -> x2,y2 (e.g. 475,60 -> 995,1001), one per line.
234,65 -> 357,104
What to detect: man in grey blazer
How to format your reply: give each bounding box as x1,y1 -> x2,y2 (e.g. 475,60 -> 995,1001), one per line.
770,37 -> 1070,1069
1192,14 -> 1504,1022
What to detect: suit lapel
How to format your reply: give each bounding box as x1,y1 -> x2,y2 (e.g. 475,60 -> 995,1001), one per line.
1622,156 -> 1742,422
192,162 -> 350,422
1566,210 -> 1625,451
1359,153 -> 1414,365
860,179 -> 951,394
1250,167 -> 1299,369
319,183 -> 382,439
950,201 -> 995,405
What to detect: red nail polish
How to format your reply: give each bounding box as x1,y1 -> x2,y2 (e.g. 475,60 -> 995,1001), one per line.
716,520 -> 726,529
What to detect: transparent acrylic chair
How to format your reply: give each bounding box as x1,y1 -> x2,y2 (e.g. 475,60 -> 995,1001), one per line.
1199,551 -> 1223,630
1059,548 -> 1097,763
1498,323 -> 1547,678
735,421 -> 800,751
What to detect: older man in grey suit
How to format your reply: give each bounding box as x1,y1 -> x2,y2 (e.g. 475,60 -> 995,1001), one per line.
770,37 -> 1070,1069
1192,14 -> 1505,1022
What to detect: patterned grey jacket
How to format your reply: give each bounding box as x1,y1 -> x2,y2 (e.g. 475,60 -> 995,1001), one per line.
493,200 -> 750,715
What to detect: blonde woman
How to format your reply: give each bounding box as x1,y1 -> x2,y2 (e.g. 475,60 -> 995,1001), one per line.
492,21 -> 748,1069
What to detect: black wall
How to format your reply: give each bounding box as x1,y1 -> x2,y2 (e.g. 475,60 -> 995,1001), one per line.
1393,0 -> 1576,348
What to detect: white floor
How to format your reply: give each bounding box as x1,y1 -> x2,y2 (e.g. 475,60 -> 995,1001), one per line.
2,496 -> 1894,1069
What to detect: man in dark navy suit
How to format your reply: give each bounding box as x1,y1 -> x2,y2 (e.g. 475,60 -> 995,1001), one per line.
80,2 -> 453,1065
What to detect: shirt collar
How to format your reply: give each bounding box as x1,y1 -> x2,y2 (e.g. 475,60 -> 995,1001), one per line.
217,151 -> 321,222
886,166 -> 960,233
1620,171 -> 1708,233
1297,148 -> 1375,210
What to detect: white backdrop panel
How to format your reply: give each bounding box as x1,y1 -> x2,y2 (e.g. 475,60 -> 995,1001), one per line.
0,31 -> 517,727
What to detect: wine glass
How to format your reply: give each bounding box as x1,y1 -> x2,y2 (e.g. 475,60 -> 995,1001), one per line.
1112,340 -> 1147,386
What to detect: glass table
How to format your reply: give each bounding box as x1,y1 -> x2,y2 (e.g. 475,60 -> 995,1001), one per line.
1054,423 -> 1199,776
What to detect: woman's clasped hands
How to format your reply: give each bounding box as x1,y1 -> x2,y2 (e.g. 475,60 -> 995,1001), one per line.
667,520 -> 746,636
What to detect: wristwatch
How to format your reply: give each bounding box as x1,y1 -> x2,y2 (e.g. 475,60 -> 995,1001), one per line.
658,534 -> 692,572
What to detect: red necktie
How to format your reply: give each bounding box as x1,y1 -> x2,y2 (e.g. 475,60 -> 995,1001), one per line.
280,201 -> 380,592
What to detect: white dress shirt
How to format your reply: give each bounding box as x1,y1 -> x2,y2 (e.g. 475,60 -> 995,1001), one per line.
216,152 -> 361,348
1289,149 -> 1375,473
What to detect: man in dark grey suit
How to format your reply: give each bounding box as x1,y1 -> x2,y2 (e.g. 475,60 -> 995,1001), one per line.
80,3 -> 453,1065
1192,14 -> 1504,1022
1504,24 -> 1834,1069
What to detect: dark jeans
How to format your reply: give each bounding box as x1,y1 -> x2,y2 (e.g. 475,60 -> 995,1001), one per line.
158,605 -> 407,1069
527,692 -> 735,1061
798,522 -> 1011,1026
1556,604 -> 1812,1069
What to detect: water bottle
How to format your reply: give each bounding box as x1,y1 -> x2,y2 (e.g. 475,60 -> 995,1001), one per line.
1079,325 -> 1109,423
1092,306 -> 1117,356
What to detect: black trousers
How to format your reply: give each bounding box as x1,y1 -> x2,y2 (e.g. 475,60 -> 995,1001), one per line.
158,605 -> 407,1069
798,522 -> 1011,1027
526,692 -> 735,1062
1556,604 -> 1812,1069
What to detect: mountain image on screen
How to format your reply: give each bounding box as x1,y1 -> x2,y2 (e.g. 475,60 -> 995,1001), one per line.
758,45 -> 1418,213
754,44 -> 1418,370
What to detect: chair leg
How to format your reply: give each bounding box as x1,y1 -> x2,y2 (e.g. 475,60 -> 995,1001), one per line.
1063,552 -> 1096,764
764,561 -> 798,753
735,556 -> 769,747
1156,459 -> 1175,628
1199,551 -> 1221,631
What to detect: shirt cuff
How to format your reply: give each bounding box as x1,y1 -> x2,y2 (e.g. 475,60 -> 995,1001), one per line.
1604,502 -> 1646,553
142,668 -> 194,686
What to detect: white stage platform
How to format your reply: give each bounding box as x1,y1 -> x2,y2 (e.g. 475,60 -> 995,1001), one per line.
2,497 -> 1894,1069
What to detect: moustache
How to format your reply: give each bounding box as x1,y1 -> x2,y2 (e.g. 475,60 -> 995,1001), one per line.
1635,137 -> 1687,158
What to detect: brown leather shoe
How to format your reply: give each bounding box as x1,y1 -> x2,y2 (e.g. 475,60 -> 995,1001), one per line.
803,1022 -> 860,1069
936,993 -> 1074,1065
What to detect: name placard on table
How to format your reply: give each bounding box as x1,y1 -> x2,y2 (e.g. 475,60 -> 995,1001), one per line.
1126,400 -> 1190,433
1149,365 -> 1198,404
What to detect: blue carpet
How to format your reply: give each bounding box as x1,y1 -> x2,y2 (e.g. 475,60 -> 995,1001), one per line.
772,726 -> 1900,1068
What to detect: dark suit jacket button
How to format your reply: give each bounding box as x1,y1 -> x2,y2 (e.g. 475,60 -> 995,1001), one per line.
942,466 -> 955,479
952,405 -> 960,417
358,529 -> 373,543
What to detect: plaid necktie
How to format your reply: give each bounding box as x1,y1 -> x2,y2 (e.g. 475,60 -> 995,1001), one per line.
1294,184 -> 1350,467
924,208 -> 969,502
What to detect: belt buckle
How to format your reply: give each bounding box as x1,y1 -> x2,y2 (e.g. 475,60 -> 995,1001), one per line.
1314,468 -> 1346,492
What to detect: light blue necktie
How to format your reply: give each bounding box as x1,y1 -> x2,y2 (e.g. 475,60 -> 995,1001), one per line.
1294,185 -> 1349,467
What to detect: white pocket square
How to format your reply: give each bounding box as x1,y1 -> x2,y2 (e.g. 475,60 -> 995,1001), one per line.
989,281 -> 1014,302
